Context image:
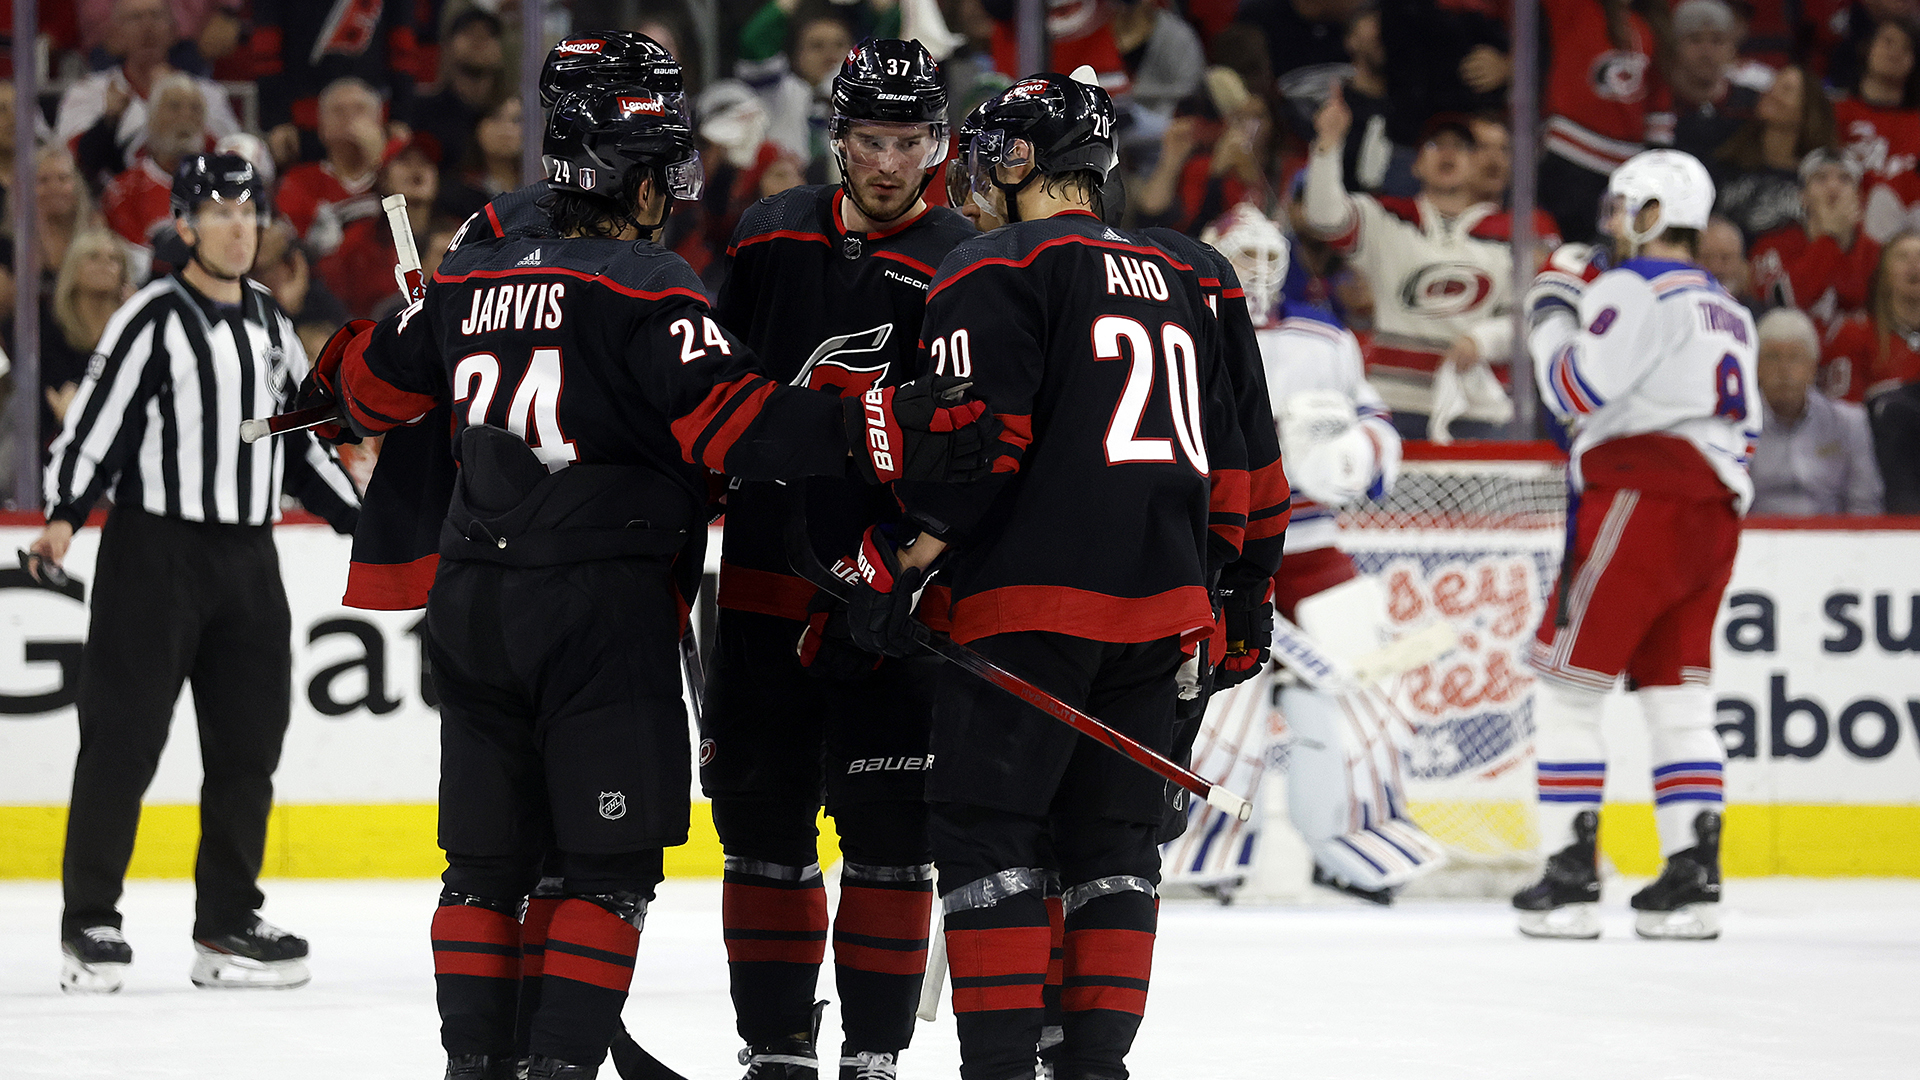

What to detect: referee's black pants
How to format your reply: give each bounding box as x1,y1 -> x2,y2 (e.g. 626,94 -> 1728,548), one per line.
61,508 -> 293,939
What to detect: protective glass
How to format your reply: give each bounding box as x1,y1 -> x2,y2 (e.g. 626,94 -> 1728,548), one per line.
661,91 -> 694,129
666,150 -> 705,201
965,129 -> 1032,200
835,121 -> 949,171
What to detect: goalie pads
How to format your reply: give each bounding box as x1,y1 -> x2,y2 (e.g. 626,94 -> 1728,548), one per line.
1278,390 -> 1378,507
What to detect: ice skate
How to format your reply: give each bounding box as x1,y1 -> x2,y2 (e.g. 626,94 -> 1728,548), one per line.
737,1000 -> 825,1079
837,1049 -> 897,1080
445,1054 -> 520,1080
526,1055 -> 597,1079
1631,811 -> 1722,940
59,924 -> 132,994
190,917 -> 311,989
1312,862 -> 1394,906
1513,810 -> 1601,939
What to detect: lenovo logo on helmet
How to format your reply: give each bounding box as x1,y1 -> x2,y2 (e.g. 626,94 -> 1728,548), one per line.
1007,79 -> 1051,99
618,96 -> 666,117
557,39 -> 605,55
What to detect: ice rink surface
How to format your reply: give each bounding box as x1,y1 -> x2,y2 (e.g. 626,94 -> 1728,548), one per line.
2,876 -> 1915,1079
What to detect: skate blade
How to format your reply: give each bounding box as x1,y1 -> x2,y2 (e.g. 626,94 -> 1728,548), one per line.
190,945 -> 311,989
59,950 -> 127,994
1517,903 -> 1601,939
1634,903 -> 1721,940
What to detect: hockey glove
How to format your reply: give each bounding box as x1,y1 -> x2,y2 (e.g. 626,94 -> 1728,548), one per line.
845,375 -> 1001,485
843,525 -> 929,658
1214,583 -> 1274,690
797,578 -> 883,681
294,318 -> 376,445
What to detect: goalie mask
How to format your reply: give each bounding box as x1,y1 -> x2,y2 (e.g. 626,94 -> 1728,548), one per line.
963,69 -> 1117,223
1600,149 -> 1714,253
544,85 -> 704,221
1201,204 -> 1289,327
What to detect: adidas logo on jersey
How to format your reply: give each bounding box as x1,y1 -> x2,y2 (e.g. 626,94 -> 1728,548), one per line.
517,248 -> 543,267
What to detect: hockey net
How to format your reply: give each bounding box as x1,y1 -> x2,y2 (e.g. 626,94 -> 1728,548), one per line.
1338,443 -> 1567,894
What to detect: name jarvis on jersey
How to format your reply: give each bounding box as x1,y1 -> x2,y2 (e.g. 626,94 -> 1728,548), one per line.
460,282 -> 568,335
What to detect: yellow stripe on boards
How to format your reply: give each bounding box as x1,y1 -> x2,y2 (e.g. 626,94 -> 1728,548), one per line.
0,803 -> 842,879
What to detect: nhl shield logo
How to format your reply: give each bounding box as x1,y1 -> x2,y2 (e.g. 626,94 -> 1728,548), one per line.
599,791 -> 627,820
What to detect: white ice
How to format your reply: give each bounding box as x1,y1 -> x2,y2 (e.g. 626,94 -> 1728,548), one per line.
2,877 -> 1915,1079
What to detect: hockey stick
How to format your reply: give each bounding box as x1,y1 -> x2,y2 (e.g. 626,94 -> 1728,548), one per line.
916,906 -> 946,1022
1269,614 -> 1457,692
240,196 -> 428,444
610,1024 -> 692,1080
781,496 -> 1253,822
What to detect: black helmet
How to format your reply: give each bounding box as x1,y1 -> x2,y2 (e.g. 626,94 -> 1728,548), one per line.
539,31 -> 684,109
543,85 -> 704,205
171,152 -> 270,223
963,71 -> 1117,220
830,38 -> 947,134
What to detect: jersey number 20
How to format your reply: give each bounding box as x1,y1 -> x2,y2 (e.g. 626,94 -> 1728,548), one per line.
1093,314 -> 1209,473
454,348 -> 579,472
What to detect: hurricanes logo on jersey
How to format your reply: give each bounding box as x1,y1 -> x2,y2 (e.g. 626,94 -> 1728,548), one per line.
790,324 -> 895,398
1587,50 -> 1649,104
1398,263 -> 1495,318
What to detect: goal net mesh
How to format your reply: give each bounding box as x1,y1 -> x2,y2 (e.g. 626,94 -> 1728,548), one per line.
1337,455 -> 1568,891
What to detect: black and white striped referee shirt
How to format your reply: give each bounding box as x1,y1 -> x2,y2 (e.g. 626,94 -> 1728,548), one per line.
44,272 -> 360,531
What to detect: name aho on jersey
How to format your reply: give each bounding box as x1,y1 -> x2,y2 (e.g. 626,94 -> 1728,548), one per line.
1102,253 -> 1171,301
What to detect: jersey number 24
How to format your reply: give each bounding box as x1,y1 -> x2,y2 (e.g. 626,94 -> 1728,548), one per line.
454,348 -> 578,472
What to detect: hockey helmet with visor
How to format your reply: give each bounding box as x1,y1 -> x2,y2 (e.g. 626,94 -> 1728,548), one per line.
963,70 -> 1117,221
544,86 -> 704,211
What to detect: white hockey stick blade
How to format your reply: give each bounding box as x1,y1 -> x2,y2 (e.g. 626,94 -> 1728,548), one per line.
1204,783 -> 1253,822
1348,622 -> 1459,685
916,907 -> 947,1022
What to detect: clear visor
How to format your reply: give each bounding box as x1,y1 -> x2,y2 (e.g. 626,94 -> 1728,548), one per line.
665,150 -> 704,201
965,129 -> 1032,200
836,121 -> 949,172
661,91 -> 694,129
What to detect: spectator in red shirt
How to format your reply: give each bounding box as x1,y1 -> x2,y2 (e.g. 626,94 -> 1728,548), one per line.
1834,16 -> 1920,243
1752,148 -> 1882,330
1823,229 -> 1920,401
316,133 -> 441,322
1538,0 -> 1675,244
276,78 -> 387,256
101,73 -> 209,258
1134,70 -> 1272,234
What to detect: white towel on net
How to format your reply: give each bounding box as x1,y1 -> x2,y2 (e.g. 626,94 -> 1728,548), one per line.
1428,361 -> 1514,445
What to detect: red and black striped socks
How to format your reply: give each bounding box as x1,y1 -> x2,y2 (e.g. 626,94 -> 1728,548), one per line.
432,898 -> 522,1057
946,887 -> 1051,1080
834,862 -> 935,1055
722,858 -> 830,1044
527,898 -> 642,1066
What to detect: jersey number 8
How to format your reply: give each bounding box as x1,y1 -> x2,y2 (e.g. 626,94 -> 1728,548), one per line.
1713,352 -> 1748,421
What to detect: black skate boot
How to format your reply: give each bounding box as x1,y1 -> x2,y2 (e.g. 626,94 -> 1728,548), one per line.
836,1048 -> 898,1080
59,924 -> 132,994
1512,810 -> 1602,939
737,1001 -> 826,1079
1630,810 -> 1722,940
525,1055 -> 597,1079
1312,863 -> 1395,906
445,1054 -> 520,1080
191,916 -> 311,989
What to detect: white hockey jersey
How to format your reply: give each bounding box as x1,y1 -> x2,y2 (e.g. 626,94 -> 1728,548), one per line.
1259,303 -> 1402,553
1530,257 -> 1762,511
1303,145 -> 1562,415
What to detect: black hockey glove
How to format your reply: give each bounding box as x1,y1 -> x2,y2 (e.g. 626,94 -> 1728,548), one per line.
844,375 -> 1002,485
843,525 -> 929,658
797,579 -> 883,681
293,319 -> 376,446
1214,583 -> 1274,690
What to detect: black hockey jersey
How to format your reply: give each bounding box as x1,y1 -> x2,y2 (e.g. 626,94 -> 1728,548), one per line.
1143,228 -> 1290,591
895,210 -> 1250,646
338,235 -> 855,521
710,184 -> 975,621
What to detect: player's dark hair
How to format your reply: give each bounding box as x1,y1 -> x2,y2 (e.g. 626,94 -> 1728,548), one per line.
1662,226 -> 1701,259
542,163 -> 660,239
1040,169 -> 1103,218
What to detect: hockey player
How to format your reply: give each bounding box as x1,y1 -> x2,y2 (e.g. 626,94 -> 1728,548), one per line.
844,71 -> 1265,1080
699,39 -> 975,1080
302,85 -> 1000,1080
1164,207 -> 1442,904
1516,148 -> 1757,941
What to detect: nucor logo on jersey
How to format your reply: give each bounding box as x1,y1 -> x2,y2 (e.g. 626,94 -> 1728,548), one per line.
1587,50 -> 1650,104
618,96 -> 667,117
557,39 -> 605,55
1398,262 -> 1495,318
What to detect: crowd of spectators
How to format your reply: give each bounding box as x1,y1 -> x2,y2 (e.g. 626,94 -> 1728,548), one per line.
2,0 -> 1918,518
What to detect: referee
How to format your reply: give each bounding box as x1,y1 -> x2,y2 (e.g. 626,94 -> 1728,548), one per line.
27,153 -> 360,995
